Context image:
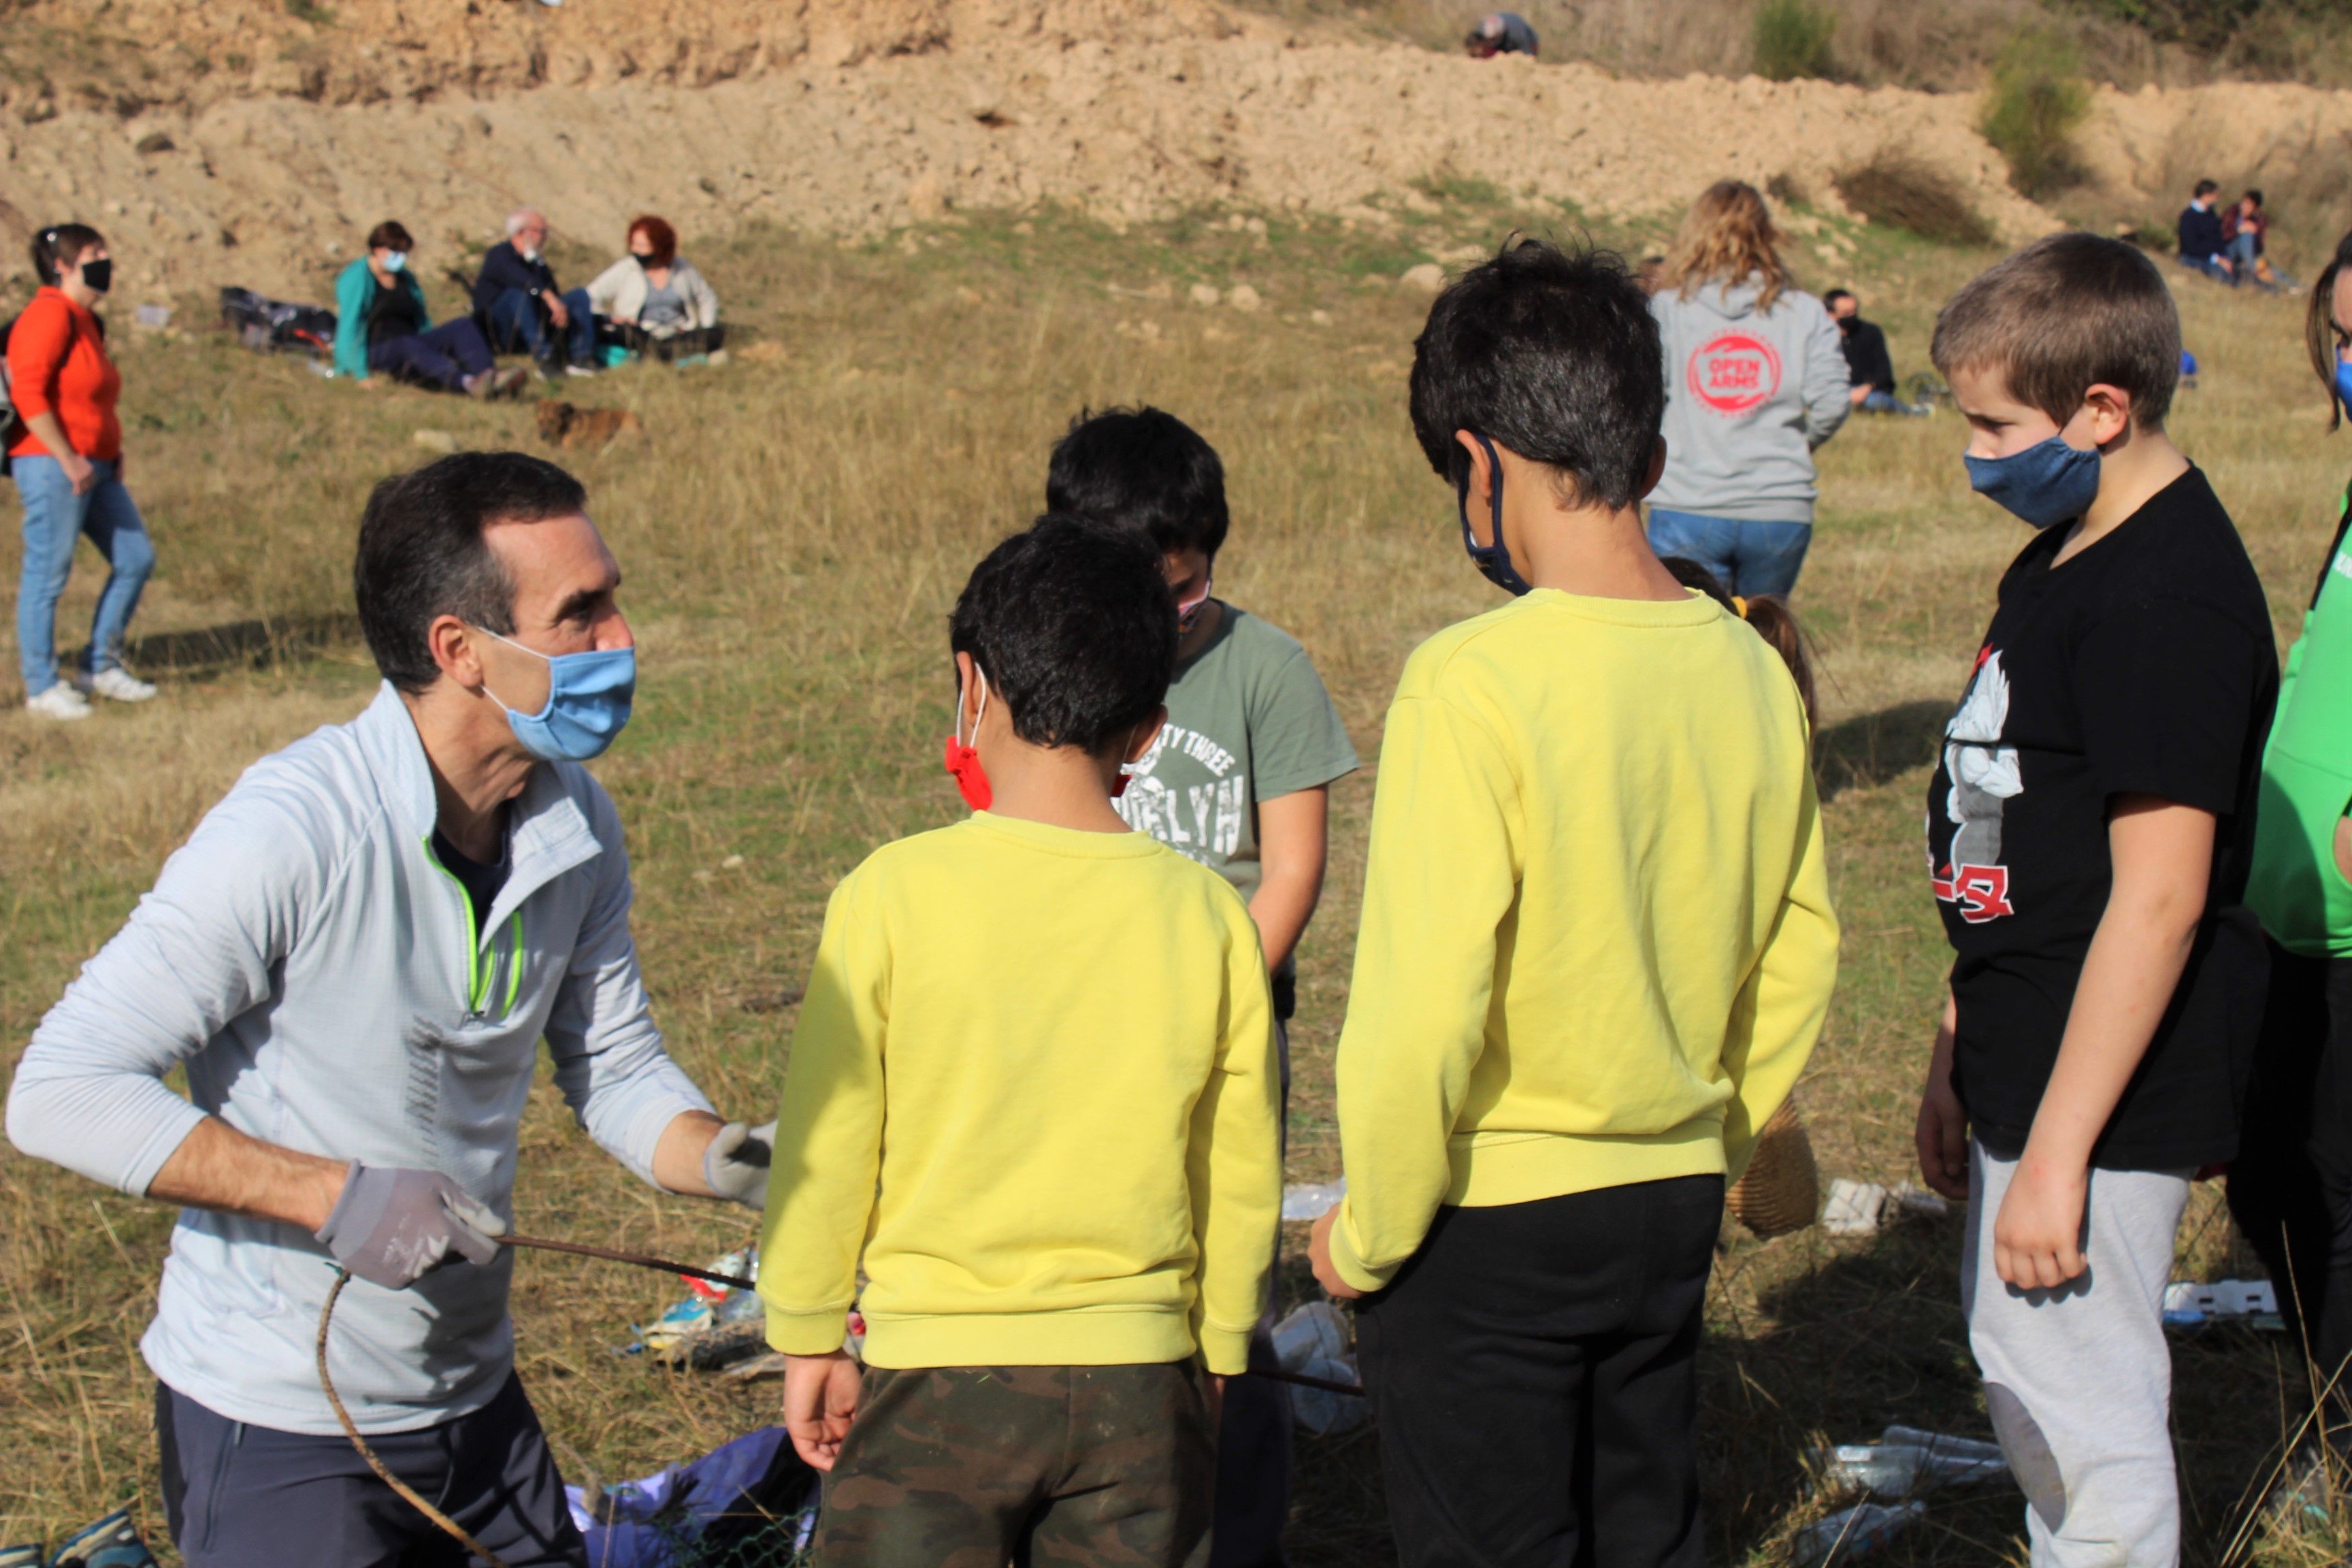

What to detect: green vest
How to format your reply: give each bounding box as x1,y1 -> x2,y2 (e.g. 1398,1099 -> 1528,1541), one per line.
2249,480 -> 2352,956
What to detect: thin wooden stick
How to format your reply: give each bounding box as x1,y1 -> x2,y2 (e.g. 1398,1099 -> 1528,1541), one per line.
316,1269 -> 512,1568
500,1231 -> 756,1292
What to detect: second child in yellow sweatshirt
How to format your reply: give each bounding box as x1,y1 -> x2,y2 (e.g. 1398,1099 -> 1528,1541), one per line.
760,514 -> 1283,1568
1310,240 -> 1840,1568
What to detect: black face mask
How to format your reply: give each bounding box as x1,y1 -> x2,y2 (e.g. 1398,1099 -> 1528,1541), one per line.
77,257 -> 112,294
632,253 -> 654,270
1455,432 -> 1533,597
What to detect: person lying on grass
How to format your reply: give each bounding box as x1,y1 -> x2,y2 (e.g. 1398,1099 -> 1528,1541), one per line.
757,513 -> 1283,1567
1918,232 -> 2277,1568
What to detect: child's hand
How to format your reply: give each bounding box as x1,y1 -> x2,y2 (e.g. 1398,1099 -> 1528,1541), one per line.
1993,1156 -> 2089,1290
781,1350 -> 862,1471
1914,994 -> 1970,1202
1308,1207 -> 1362,1301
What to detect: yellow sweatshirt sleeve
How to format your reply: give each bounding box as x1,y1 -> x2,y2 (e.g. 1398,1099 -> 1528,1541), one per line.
1720,763 -> 1840,1179
1328,695 -> 1520,1294
758,868 -> 888,1355
1188,913 -> 1284,1375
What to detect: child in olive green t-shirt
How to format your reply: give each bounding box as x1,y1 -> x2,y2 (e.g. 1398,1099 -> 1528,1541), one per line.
1046,405 -> 1358,1565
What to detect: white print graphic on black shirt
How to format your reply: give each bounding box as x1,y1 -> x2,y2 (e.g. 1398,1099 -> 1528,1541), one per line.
1115,723 -> 1248,862
1932,648 -> 2023,924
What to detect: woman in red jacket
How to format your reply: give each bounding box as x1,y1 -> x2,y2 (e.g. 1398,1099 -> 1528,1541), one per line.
10,223 -> 155,719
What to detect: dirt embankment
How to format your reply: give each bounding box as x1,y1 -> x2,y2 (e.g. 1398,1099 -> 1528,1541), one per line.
1,0 -> 2348,302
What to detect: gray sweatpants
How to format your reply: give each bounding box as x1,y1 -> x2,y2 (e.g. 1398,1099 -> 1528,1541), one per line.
1962,1143 -> 2191,1568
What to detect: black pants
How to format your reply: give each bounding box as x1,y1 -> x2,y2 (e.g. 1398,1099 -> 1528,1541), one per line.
1357,1177 -> 1723,1568
157,1373 -> 586,1567
2229,943 -> 2352,1428
1212,1015 -> 1294,1568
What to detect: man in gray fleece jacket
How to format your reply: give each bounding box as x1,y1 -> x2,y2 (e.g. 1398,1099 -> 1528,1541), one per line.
1648,276 -> 1852,597
6,453 -> 774,1567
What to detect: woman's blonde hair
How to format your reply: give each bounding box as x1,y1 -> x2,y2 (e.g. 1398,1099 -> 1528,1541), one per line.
1660,180 -> 1792,312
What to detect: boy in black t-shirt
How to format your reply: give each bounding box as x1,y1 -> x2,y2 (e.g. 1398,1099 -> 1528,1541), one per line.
1918,233 -> 2276,1568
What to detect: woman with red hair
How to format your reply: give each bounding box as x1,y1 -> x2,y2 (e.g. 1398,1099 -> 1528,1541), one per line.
587,215 -> 722,361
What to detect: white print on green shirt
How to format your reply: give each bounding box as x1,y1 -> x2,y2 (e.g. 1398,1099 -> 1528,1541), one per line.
1120,723 -> 1249,860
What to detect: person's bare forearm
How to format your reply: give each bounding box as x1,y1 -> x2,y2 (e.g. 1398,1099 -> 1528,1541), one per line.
146,1116 -> 348,1231
2021,801 -> 2210,1169
1250,788 -> 1330,975
24,410 -> 79,461
1249,868 -> 1322,975
653,1108 -> 725,1196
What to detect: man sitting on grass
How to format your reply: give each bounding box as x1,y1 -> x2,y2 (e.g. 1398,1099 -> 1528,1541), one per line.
473,208 -> 600,378
760,513 -> 1284,1567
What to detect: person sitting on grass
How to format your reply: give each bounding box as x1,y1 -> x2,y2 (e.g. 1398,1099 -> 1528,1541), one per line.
1917,233 -> 2277,1568
759,513 -> 1283,1568
472,208 -> 598,378
2178,178 -> 2234,284
1465,10 -> 1538,56
332,220 -> 524,399
1307,238 -> 1840,1568
587,216 -> 723,363
1825,288 -> 1927,416
1046,405 -> 1360,1568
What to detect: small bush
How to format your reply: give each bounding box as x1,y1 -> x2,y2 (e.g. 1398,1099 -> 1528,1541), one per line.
1978,31 -> 2091,198
1834,152 -> 1996,247
1753,0 -> 1838,81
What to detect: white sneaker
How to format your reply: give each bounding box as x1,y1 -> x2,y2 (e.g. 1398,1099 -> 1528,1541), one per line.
25,683 -> 91,719
78,667 -> 157,702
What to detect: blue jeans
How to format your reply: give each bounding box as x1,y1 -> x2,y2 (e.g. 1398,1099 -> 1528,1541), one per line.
1646,508 -> 1811,598
14,454 -> 154,693
2179,253 -> 2236,285
485,287 -> 594,367
368,318 -> 494,391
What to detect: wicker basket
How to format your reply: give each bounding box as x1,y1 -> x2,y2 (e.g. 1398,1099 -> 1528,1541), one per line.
1727,1098 -> 1820,1239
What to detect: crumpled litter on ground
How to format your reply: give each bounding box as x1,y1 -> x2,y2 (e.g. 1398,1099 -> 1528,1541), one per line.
1270,1300 -> 1368,1437
2163,1277 -> 2282,1332
1816,1425 -> 2008,1499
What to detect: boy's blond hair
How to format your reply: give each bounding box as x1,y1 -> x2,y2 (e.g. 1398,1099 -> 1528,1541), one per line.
1931,233 -> 2180,430
1659,181 -> 1792,312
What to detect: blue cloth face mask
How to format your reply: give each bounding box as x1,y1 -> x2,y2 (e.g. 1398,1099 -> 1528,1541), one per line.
2334,357 -> 2352,416
1455,433 -> 1533,595
476,627 -> 636,762
383,251 -> 408,274
1962,432 -> 2102,531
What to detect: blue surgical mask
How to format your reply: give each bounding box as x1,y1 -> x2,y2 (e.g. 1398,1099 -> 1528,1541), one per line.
383,251 -> 408,274
2334,357 -> 2352,416
477,627 -> 636,762
1963,433 -> 2102,531
1456,432 -> 1533,595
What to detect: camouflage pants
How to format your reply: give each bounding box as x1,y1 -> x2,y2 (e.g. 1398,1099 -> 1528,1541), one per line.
817,1362 -> 1217,1568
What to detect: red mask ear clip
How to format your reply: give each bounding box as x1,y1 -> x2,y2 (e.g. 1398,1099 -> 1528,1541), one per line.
945,669 -> 993,811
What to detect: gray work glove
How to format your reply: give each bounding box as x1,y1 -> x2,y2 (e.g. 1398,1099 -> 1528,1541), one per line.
315,1162 -> 506,1290
703,1120 -> 777,1209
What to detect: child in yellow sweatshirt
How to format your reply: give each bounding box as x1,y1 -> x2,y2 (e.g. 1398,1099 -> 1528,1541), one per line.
760,514 -> 1284,1567
1308,240 -> 1840,1567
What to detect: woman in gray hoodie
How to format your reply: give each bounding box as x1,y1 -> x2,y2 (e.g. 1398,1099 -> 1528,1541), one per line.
1647,181 -> 1850,597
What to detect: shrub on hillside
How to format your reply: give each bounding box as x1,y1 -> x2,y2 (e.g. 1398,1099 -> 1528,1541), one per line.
1979,31 -> 2091,197
1834,153 -> 1996,246
1752,0 -> 1838,80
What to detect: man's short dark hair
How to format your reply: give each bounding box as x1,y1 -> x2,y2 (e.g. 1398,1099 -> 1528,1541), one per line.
1045,407 -> 1230,559
1408,238 -> 1665,510
1930,232 -> 2180,430
354,452 -> 589,694
2194,179 -> 2219,198
949,514 -> 1177,755
1823,288 -> 1855,310
366,220 -> 414,254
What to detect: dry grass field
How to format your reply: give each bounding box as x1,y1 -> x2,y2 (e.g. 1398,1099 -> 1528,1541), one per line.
1,189 -> 2346,1563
